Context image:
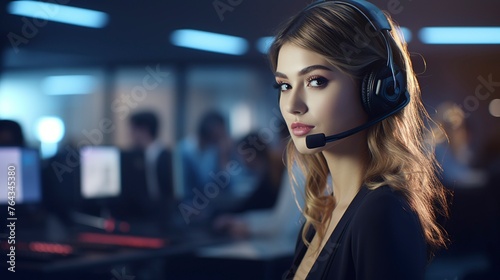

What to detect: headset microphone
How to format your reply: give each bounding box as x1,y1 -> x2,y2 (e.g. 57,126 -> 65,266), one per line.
306,91 -> 410,149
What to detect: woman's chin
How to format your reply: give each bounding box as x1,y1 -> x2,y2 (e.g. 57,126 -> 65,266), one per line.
293,139 -> 324,155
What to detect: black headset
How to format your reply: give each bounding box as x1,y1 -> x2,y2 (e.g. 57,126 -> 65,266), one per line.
304,0 -> 410,119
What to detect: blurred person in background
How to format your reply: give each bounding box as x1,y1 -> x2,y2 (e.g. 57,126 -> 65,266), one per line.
123,111 -> 174,221
430,103 -> 499,279
430,102 -> 487,188
0,119 -> 26,147
129,110 -> 173,198
213,121 -> 304,241
229,131 -> 281,213
212,158 -> 305,241
177,110 -> 237,217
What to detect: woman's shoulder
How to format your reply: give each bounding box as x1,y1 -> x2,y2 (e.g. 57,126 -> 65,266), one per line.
347,186 -> 427,279
358,185 -> 412,211
351,185 -> 420,232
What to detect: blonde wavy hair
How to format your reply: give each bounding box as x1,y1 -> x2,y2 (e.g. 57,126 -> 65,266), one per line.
268,2 -> 449,254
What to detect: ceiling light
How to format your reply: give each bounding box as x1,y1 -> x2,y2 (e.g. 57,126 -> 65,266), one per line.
7,1 -> 108,28
419,27 -> 500,44
170,29 -> 248,55
42,75 -> 96,95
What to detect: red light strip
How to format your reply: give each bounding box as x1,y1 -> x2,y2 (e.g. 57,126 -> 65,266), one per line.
29,242 -> 74,255
77,233 -> 166,249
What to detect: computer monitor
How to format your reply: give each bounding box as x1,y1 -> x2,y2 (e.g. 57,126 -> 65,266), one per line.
0,147 -> 42,205
80,146 -> 121,199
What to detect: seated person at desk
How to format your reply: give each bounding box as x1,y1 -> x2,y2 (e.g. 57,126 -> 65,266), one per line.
177,111 -> 236,217
214,128 -> 304,240
116,111 -> 174,222
213,166 -> 304,240
228,132 -> 281,213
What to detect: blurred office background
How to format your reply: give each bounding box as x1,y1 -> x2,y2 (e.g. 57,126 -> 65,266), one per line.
0,0 -> 499,279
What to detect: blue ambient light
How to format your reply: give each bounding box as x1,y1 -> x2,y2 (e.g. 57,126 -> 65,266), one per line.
419,27 -> 500,44
7,1 -> 108,28
170,29 -> 249,55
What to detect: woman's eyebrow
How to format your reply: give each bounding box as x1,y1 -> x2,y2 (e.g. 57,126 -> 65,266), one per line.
298,65 -> 334,76
274,72 -> 288,79
274,64 -> 334,79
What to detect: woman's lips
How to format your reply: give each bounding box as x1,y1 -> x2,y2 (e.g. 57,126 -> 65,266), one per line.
291,122 -> 315,137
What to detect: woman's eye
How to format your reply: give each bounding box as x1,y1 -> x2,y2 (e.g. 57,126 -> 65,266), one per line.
281,83 -> 291,91
274,82 -> 291,92
308,77 -> 328,87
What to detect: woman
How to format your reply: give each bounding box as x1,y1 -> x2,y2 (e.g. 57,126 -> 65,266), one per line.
269,1 -> 449,279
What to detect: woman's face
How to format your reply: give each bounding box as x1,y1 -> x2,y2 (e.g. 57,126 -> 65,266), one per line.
275,43 -> 367,154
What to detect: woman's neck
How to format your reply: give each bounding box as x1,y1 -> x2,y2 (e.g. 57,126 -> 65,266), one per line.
322,132 -> 369,207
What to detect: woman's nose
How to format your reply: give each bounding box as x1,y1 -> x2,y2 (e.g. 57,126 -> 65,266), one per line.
282,88 -> 308,115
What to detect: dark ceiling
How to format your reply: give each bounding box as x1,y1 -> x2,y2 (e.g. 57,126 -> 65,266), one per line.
1,0 -> 500,68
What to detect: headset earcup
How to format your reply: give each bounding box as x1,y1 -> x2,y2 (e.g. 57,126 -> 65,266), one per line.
361,63 -> 405,118
361,66 -> 379,117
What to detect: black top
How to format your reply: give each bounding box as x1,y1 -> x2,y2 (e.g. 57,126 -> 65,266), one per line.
283,186 -> 427,280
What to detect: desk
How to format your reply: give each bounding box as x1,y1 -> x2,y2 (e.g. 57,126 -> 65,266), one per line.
197,236 -> 296,260
156,236 -> 296,280
0,218 -> 231,280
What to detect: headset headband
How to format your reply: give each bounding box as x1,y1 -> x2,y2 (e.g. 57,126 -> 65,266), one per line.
305,0 -> 390,31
